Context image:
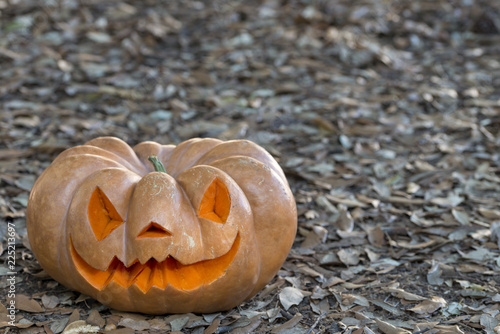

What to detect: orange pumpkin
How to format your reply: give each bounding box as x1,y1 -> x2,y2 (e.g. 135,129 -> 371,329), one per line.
27,137 -> 297,314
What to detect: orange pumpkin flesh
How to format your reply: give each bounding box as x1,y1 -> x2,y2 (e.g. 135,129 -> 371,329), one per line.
198,178 -> 231,224
27,137 -> 297,314
137,222 -> 172,238
88,187 -> 124,241
70,234 -> 240,292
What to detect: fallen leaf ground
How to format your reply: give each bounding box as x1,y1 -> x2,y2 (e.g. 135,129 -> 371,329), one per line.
1,0 -> 500,333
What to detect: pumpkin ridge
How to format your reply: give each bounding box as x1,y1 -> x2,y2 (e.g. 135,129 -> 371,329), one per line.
85,137 -> 149,174
165,138 -> 222,176
56,147 -> 147,175
132,141 -> 176,173
194,140 -> 287,183
207,155 -> 297,298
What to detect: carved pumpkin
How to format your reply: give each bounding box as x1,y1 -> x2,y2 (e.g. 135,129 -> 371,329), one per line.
27,137 -> 297,314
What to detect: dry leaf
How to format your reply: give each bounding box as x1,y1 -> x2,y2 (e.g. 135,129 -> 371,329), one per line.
279,287 -> 305,311
374,318 -> 411,334
433,325 -> 464,334
336,205 -> 355,232
231,316 -> 261,334
408,296 -> 447,315
169,315 -> 189,331
452,209 -> 470,226
304,210 -> 319,220
490,221 -> 500,248
384,288 -> 426,301
370,300 -> 403,316
204,318 -> 221,334
62,320 -> 99,334
86,309 -> 105,328
479,208 -> 500,219
393,239 -> 436,249
270,313 -> 303,333
118,318 -> 150,331
41,294 -> 59,309
14,295 -> 43,313
337,248 -> 361,266
300,226 -> 327,249
427,260 -> 444,286
480,314 -> 499,333
367,225 -> 385,247
68,309 -> 80,325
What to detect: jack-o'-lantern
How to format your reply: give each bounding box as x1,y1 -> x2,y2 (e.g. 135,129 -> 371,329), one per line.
27,137 -> 297,314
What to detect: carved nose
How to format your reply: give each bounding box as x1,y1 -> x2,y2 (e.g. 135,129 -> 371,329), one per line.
137,222 -> 172,238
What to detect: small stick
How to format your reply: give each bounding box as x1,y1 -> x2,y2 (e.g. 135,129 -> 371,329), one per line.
305,312 -> 325,334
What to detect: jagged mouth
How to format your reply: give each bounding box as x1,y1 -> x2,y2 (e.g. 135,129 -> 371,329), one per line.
70,234 -> 240,292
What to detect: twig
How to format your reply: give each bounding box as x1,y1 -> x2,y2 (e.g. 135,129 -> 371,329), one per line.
304,312 -> 325,334
280,309 -> 294,320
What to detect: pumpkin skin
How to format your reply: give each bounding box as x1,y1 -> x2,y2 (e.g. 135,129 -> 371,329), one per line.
27,137 -> 297,314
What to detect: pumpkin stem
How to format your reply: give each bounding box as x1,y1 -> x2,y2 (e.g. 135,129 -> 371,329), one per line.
148,155 -> 167,173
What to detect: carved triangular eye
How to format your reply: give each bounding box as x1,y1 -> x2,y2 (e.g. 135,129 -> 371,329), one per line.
198,178 -> 231,224
88,187 -> 124,241
137,222 -> 172,238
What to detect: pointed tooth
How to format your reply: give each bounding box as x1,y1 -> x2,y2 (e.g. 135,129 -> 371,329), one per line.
133,263 -> 152,293
103,258 -> 120,288
150,260 -> 163,289
126,262 -> 144,287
